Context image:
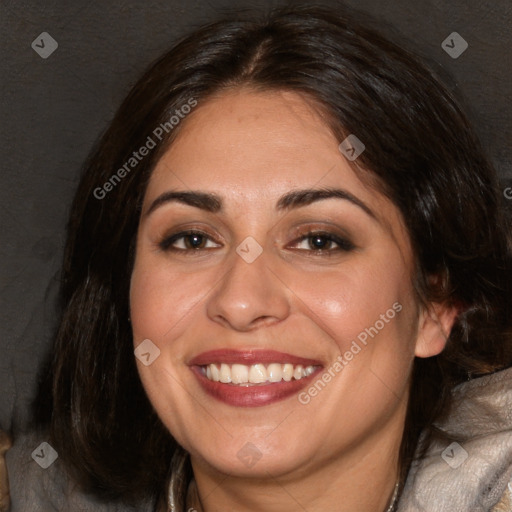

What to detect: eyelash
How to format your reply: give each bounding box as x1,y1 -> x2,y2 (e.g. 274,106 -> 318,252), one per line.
159,230 -> 219,251
159,230 -> 355,254
289,231 -> 355,253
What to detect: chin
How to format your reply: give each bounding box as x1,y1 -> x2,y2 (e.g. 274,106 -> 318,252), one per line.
192,443 -> 309,479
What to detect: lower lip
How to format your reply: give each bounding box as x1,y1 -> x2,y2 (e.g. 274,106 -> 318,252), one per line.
191,366 -> 322,407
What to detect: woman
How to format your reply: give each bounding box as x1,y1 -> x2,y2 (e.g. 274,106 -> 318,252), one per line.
3,4 -> 512,511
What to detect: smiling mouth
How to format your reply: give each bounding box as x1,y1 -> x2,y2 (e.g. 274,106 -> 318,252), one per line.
189,349 -> 324,406
199,362 -> 320,386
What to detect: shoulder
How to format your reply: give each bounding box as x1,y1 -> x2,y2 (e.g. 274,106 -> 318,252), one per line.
397,366 -> 512,511
491,483 -> 512,512
3,429 -> 152,512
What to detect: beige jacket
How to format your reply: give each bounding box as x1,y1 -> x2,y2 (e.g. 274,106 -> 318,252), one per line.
2,366 -> 512,511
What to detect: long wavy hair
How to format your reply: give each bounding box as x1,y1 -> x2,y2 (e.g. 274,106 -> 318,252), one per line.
34,3 -> 512,507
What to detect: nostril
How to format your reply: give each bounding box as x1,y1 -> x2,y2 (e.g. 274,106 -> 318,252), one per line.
211,314 -> 277,332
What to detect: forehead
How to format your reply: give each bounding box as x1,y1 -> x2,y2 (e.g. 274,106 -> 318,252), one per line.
147,88 -> 375,204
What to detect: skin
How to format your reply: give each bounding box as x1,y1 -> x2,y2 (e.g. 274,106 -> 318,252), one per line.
130,88 -> 457,511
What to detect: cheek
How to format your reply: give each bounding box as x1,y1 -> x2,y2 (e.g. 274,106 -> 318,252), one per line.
287,251 -> 419,401
129,266 -> 168,341
290,253 -> 414,347
297,266 -> 417,410
129,260 -> 203,434
129,260 -> 210,342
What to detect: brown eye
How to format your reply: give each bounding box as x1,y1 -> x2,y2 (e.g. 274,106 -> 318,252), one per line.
159,231 -> 221,251
290,231 -> 355,253
308,234 -> 335,250
183,233 -> 207,249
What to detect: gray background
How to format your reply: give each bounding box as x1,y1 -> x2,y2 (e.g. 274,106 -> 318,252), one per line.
1,0 -> 511,434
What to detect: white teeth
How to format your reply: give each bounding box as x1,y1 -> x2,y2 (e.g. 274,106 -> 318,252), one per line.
231,364 -> 249,384
203,363 -> 318,385
267,363 -> 283,382
249,364 -> 267,383
282,363 -> 294,381
210,364 -> 220,382
304,366 -> 315,376
293,365 -> 303,380
219,363 -> 231,383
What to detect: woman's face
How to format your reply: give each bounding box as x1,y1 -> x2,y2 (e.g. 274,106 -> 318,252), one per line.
130,89 -> 437,479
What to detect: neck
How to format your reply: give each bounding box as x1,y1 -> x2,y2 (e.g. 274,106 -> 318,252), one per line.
188,405 -> 404,512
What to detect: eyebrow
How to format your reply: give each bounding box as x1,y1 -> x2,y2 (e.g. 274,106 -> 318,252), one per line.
145,187 -> 375,219
276,187 -> 376,218
146,191 -> 222,216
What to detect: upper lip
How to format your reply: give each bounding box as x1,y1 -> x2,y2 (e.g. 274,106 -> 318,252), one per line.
189,349 -> 323,367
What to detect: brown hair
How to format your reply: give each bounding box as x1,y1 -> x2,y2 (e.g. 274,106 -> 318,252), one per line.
34,3 -> 512,507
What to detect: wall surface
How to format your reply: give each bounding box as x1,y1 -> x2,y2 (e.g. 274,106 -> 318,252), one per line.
1,0 -> 511,433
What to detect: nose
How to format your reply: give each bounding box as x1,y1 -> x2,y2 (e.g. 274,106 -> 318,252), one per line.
206,246 -> 291,332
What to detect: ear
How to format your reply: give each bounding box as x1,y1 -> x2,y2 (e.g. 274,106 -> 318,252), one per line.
415,301 -> 459,358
